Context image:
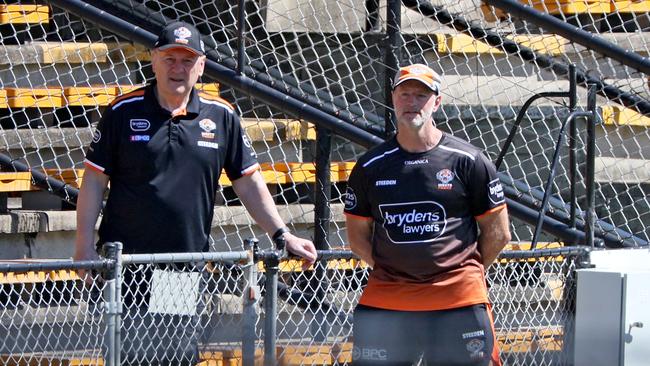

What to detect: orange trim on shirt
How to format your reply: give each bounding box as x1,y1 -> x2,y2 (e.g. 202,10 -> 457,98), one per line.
474,203 -> 506,219
171,108 -> 187,118
487,303 -> 502,366
359,264 -> 488,311
343,212 -> 373,221
108,89 -> 145,107
198,92 -> 235,110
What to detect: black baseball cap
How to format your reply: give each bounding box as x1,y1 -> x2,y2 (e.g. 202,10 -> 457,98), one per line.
153,21 -> 205,55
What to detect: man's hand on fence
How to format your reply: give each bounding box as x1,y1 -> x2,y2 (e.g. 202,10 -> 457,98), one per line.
73,246 -> 101,285
283,233 -> 317,270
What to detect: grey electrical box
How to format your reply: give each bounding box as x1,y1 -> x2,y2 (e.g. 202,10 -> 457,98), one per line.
575,267 -> 650,366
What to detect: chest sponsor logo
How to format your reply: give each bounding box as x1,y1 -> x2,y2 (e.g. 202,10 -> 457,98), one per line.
436,168 -> 454,190
488,178 -> 505,205
375,179 -> 396,186
379,201 -> 447,244
198,140 -> 219,149
199,118 -> 216,132
344,186 -> 357,210
92,129 -> 101,143
130,135 -> 150,142
130,119 -> 150,131
404,159 -> 428,165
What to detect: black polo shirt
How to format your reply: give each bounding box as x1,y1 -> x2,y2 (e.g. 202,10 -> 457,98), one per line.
84,83 -> 258,253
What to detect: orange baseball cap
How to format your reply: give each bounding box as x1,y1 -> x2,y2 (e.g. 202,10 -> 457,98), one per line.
393,64 -> 442,93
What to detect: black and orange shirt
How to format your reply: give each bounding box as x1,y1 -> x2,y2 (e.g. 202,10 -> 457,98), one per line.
84,83 -> 258,253
344,134 -> 506,311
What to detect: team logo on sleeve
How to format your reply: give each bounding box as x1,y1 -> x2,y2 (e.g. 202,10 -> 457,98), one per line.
344,186 -> 357,210
436,169 -> 454,190
92,129 -> 101,143
379,201 -> 447,244
242,134 -> 252,148
488,178 -> 505,204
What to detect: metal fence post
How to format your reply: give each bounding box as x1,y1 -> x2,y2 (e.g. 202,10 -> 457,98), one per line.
384,0 -> 401,136
242,238 -> 260,366
585,84 -> 598,248
263,252 -> 280,366
102,241 -> 122,366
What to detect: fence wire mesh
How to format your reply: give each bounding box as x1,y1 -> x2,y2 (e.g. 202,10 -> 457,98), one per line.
0,264 -> 107,366
264,247 -> 587,365
0,248 -> 587,366
119,260 -> 252,365
1,0 -> 648,248
0,1 -> 645,362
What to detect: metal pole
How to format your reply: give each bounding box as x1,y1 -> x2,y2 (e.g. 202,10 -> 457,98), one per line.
531,113 -> 590,249
485,0 -> 650,76
568,65 -> 578,230
585,84 -> 598,248
495,91 -> 570,170
237,0 -> 246,75
49,0 -> 385,147
263,254 -> 279,366
314,127 -> 332,251
384,0 -> 402,137
242,238 -> 260,366
102,241 -> 122,366
313,127 -> 333,341
0,154 -> 79,203
401,0 -> 650,117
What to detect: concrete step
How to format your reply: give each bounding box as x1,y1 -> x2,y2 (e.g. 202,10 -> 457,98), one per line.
0,203 -> 347,258
1,118 -> 315,168
0,42 -> 146,88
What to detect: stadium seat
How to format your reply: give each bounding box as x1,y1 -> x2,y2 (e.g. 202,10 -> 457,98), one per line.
436,34 -> 567,55
1,84 -> 220,109
0,5 -> 49,24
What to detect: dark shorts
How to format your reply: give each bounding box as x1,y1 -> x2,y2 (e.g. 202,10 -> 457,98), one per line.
353,303 -> 496,366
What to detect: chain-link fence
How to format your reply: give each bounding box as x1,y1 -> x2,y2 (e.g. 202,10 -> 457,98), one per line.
0,244 -> 589,365
1,0 -> 648,248
0,259 -> 110,366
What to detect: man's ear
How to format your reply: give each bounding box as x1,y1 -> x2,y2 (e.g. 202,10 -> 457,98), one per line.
432,94 -> 443,112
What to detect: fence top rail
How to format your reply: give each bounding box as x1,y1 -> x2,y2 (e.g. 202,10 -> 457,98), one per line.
315,250 -> 356,260
121,251 -> 251,265
0,259 -> 113,273
500,246 -> 590,259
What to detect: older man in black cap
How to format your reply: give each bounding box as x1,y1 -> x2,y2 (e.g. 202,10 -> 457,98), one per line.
74,21 -> 317,365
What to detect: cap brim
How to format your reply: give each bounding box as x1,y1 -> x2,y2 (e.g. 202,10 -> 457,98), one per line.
156,44 -> 203,55
393,77 -> 440,93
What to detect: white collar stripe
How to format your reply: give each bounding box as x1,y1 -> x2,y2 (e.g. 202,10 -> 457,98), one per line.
199,97 -> 234,113
111,96 -> 144,110
439,145 -> 475,161
362,147 -> 399,167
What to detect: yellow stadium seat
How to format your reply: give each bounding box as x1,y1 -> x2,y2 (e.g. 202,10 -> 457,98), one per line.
0,5 -> 49,24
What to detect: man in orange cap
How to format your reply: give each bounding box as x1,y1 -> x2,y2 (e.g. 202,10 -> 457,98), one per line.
344,64 -> 511,365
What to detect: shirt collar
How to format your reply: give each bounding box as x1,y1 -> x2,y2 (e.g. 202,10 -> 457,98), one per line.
145,81 -> 200,119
